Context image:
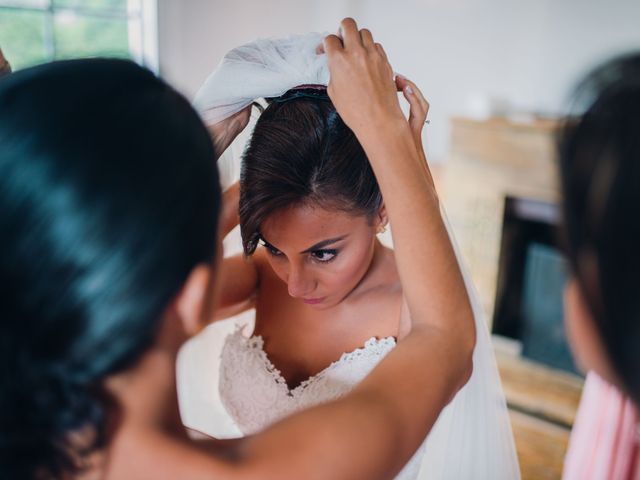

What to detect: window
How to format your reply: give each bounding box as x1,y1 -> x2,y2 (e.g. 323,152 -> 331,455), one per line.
0,0 -> 157,71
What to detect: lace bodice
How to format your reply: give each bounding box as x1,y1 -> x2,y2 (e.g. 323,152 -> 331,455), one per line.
219,327 -> 426,480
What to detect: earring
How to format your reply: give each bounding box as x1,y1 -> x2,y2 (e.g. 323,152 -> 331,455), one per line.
377,224 -> 387,234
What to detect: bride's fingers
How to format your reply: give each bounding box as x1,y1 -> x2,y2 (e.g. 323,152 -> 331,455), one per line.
360,28 -> 374,49
323,34 -> 344,56
339,18 -> 361,49
405,78 -> 430,117
375,43 -> 388,62
396,76 -> 429,139
398,77 -> 429,119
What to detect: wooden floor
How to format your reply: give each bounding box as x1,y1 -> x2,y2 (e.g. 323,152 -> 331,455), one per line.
496,351 -> 584,479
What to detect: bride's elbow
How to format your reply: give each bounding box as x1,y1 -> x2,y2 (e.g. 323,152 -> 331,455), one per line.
455,307 -> 476,392
459,352 -> 474,391
446,343 -> 473,404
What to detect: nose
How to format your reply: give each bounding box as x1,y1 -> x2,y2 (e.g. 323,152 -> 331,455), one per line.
287,264 -> 316,298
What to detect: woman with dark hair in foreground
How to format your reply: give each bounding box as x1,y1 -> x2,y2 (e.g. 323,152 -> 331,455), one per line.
0,19 -> 474,479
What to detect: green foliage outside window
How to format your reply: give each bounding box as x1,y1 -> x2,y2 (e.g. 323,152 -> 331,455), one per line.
0,9 -> 48,69
54,14 -> 130,60
53,0 -> 127,9
0,0 -> 135,71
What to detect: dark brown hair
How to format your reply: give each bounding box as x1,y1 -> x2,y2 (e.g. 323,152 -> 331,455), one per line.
559,52 -> 640,404
0,59 -> 219,479
239,88 -> 382,255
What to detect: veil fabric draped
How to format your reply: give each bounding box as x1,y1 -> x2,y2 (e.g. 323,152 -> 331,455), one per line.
194,33 -> 329,125
182,32 -> 521,480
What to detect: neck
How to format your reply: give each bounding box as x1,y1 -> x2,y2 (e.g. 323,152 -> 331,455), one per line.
344,237 -> 389,301
105,343 -> 185,437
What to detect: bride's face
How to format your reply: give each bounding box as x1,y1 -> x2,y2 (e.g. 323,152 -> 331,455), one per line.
259,203 -> 380,310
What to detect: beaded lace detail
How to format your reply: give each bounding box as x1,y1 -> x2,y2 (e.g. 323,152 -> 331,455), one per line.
219,327 -> 426,480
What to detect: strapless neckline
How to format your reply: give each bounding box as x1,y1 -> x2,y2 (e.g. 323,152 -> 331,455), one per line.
246,332 -> 397,394
217,326 -> 427,479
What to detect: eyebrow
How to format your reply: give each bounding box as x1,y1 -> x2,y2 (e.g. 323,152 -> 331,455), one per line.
260,235 -> 348,254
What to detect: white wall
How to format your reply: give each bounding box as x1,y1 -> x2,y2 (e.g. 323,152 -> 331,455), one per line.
158,0 -> 640,162
356,0 -> 640,161
157,0 -> 358,97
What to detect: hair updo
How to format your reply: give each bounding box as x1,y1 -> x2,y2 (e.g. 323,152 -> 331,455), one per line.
0,58 -> 220,478
239,88 -> 383,255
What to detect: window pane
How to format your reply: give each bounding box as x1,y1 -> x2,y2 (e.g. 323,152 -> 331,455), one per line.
52,0 -> 128,13
0,8 -> 47,70
54,11 -> 130,60
0,1 -> 49,8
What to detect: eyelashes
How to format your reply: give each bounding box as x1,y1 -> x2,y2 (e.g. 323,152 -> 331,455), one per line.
263,243 -> 282,257
310,249 -> 338,263
260,242 -> 338,264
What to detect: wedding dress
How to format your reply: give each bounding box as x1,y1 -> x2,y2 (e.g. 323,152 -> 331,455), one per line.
177,32 -> 521,480
219,329 -> 426,479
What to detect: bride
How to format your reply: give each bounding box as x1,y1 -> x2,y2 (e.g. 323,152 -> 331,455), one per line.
181,30 -> 520,479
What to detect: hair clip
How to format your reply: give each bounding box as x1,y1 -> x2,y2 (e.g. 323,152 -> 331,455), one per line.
271,84 -> 330,103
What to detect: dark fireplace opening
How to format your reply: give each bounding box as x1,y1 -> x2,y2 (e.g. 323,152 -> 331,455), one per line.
492,195 -> 581,376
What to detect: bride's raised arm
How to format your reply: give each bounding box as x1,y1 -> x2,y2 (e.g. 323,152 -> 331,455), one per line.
203,107 -> 261,320
325,14 -> 475,451
227,19 -> 475,479
324,21 -> 475,349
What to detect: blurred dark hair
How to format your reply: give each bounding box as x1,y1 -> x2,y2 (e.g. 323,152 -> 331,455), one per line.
559,52 -> 640,404
239,88 -> 382,255
0,59 -> 220,478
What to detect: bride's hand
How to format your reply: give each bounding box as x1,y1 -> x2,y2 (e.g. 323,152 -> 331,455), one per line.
396,75 -> 429,157
395,75 -> 435,187
323,18 -> 405,134
324,19 -> 433,187
206,106 -> 251,160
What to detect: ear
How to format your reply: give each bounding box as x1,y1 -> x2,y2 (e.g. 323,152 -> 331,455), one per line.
374,203 -> 388,233
564,278 -> 618,383
172,264 -> 215,337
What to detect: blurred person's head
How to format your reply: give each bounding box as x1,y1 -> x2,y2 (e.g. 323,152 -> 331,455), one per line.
239,89 -> 387,309
0,58 -> 221,479
560,52 -> 640,405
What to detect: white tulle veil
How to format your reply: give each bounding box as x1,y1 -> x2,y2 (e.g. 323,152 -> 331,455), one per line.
194,33 -> 329,125
181,32 -> 521,479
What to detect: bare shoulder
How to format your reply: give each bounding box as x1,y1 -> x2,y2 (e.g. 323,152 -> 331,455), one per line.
103,427 -> 244,480
249,248 -> 293,314
251,247 -> 283,291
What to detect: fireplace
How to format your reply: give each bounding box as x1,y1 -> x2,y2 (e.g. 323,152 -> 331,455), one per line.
492,196 -> 580,375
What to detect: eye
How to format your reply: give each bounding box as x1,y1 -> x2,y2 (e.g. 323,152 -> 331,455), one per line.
311,249 -> 338,263
261,242 -> 283,257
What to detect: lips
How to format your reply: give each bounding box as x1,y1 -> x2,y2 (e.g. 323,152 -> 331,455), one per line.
302,297 -> 325,305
